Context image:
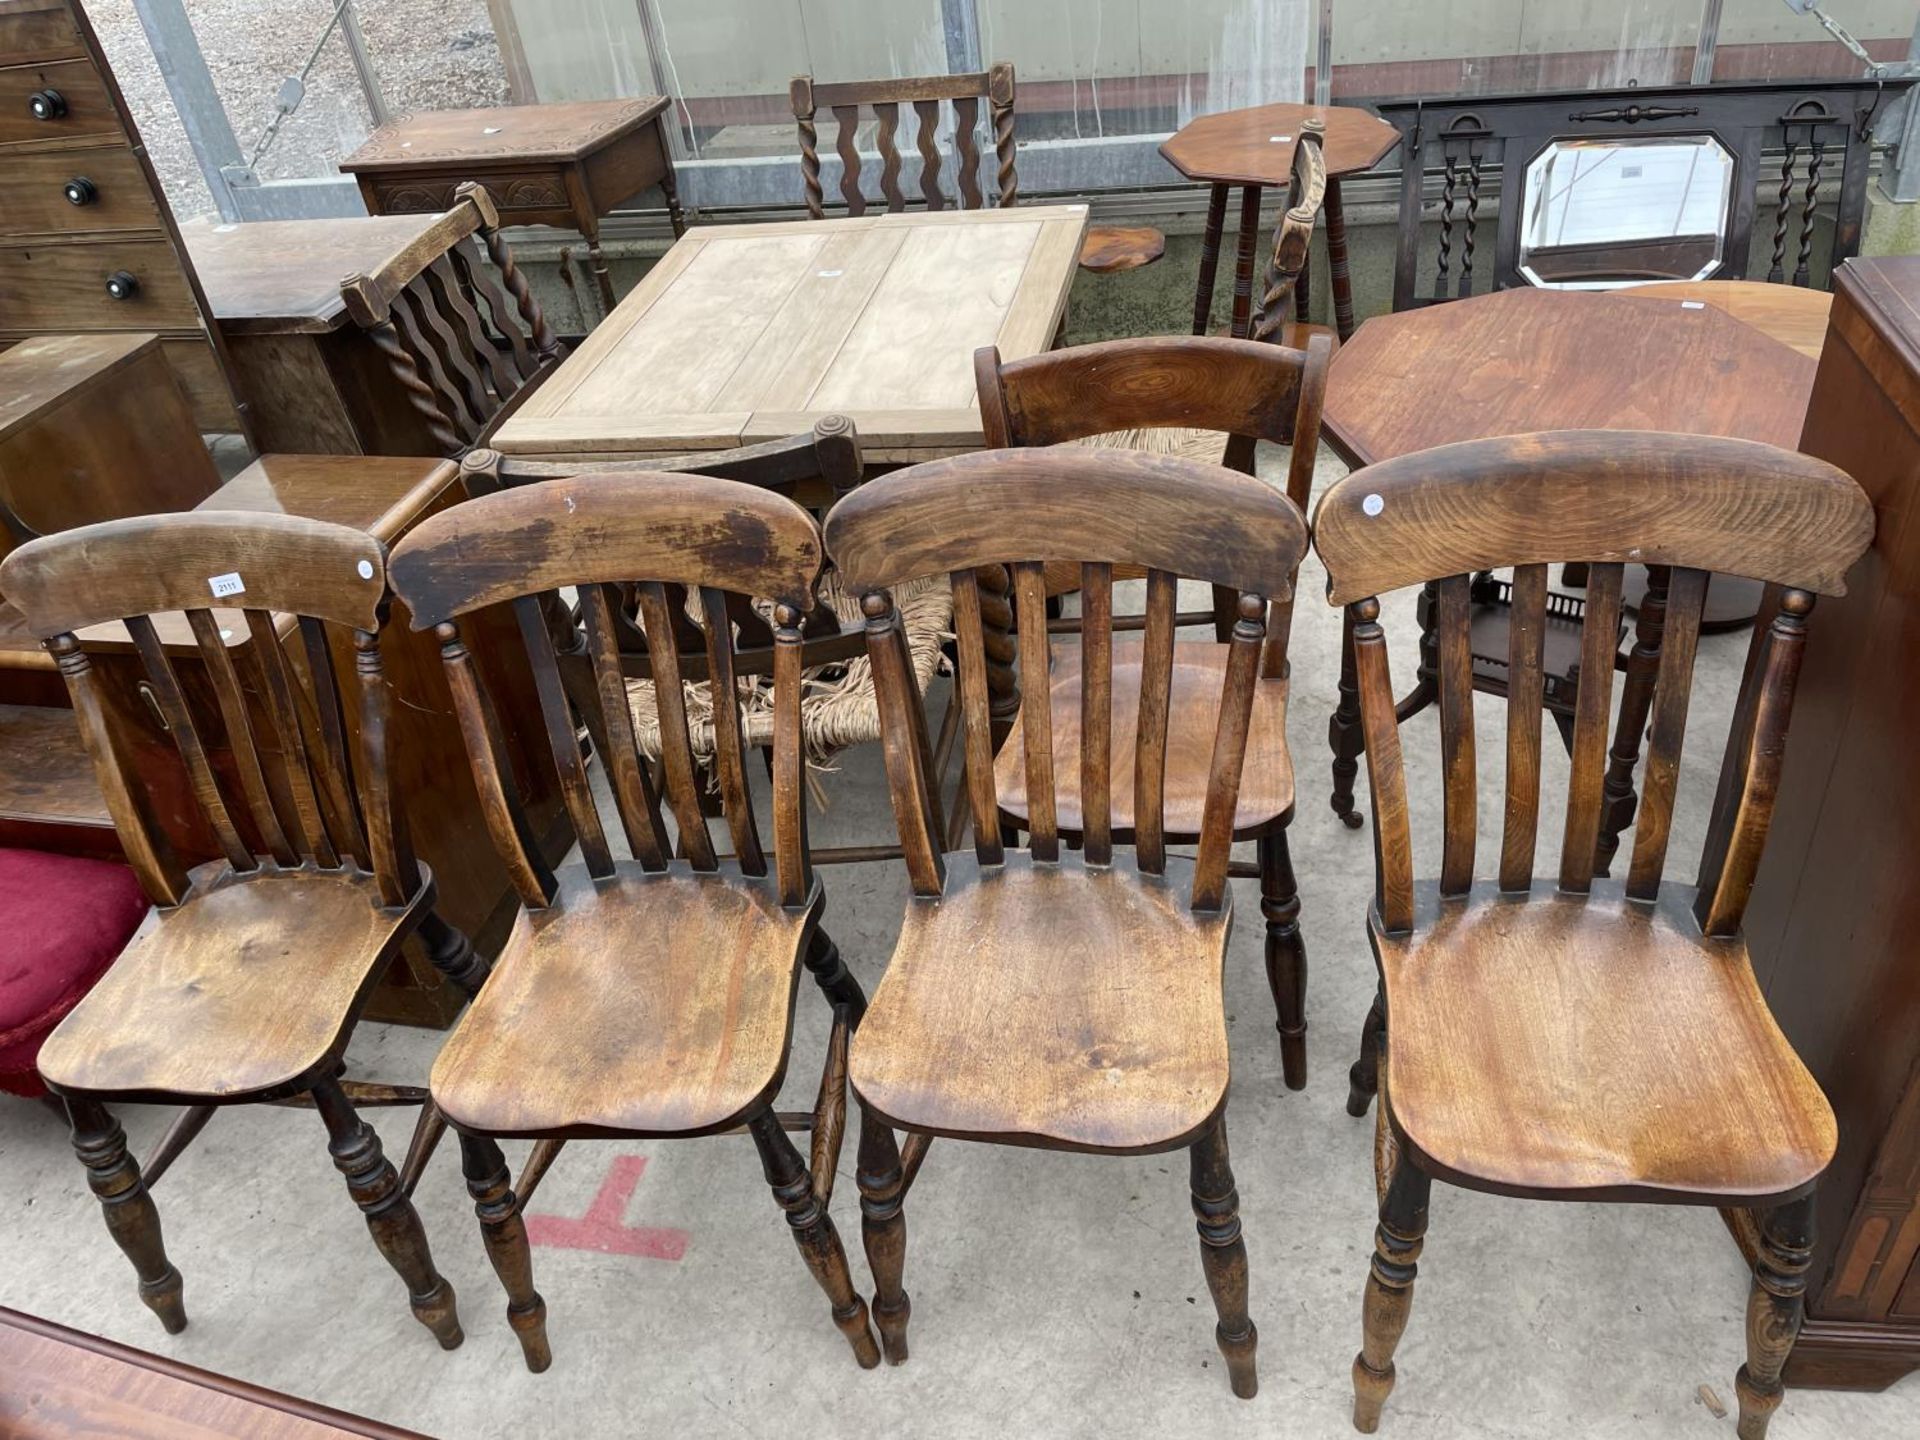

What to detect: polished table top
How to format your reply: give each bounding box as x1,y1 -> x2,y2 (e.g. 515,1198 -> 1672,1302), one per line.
0,1306 -> 435,1438
1323,287 -> 1816,469
1159,101 -> 1401,185
1618,279 -> 1835,360
181,214 -> 445,335
491,205 -> 1089,464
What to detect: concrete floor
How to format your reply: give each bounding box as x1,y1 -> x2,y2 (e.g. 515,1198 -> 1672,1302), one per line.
3,448 -> 1915,1440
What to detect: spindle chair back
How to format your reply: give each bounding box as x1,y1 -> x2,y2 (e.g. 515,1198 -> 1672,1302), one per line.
0,512 -> 479,1351
790,63 -> 1016,218
821,446 -> 1307,1394
975,333 -> 1331,1087
386,471 -> 887,1374
341,182 -> 565,457
1310,429 -> 1874,1439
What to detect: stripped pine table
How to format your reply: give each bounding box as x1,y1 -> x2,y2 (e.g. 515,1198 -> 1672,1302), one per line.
491,205 -> 1089,464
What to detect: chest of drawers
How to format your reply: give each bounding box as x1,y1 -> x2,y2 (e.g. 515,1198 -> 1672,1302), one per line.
0,0 -> 244,437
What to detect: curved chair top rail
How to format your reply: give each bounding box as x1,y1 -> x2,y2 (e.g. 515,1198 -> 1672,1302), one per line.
340,181 -> 498,327
0,511 -> 387,636
389,471 -> 825,628
824,447 -> 1307,599
979,335 -> 1320,449
1313,430 -> 1872,605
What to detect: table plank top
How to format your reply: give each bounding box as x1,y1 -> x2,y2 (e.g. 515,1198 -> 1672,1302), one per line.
181,213 -> 447,334
1618,280 -> 1835,360
494,205 -> 1090,463
1323,288 -> 1816,471
340,99 -> 670,169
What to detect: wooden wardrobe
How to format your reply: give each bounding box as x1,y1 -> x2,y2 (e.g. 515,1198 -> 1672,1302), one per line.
1747,254 -> 1920,1391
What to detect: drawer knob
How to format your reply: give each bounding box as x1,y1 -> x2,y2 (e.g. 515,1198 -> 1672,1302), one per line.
27,89 -> 67,122
104,270 -> 139,300
64,176 -> 97,206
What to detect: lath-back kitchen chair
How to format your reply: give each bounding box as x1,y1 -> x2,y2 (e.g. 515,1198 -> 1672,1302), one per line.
975,332 -> 1331,1089
460,417 -> 956,870
824,446 -> 1309,1394
341,181 -> 566,458
0,512 -> 492,1348
386,472 -> 887,1373
1313,430 -> 1873,1438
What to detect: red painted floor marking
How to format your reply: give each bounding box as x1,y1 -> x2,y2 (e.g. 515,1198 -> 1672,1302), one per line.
525,1154 -> 690,1260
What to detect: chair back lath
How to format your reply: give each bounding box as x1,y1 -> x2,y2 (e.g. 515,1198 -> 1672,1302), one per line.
825,447 -> 1308,913
1311,429 -> 1872,936
387,473 -> 826,912
0,512 -> 407,910
791,62 -> 1017,218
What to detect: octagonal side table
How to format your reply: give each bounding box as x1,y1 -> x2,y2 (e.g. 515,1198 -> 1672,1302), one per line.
1160,102 -> 1399,342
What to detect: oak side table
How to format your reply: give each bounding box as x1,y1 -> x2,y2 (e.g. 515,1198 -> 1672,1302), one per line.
1160,102 -> 1399,341
341,98 -> 682,315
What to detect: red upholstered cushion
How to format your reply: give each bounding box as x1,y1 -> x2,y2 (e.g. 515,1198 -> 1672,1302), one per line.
0,847 -> 150,1096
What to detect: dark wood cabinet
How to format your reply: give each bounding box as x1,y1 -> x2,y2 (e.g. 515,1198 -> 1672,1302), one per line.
1748,255 -> 1920,1391
0,0 -> 244,435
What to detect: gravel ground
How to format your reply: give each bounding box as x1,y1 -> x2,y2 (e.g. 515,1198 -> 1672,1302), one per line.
85,0 -> 511,221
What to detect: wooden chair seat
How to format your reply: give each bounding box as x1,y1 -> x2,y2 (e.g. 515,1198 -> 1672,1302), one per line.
850,851 -> 1231,1153
37,862 -> 430,1102
1378,879 -> 1837,1205
996,638 -> 1292,835
429,861 -> 820,1139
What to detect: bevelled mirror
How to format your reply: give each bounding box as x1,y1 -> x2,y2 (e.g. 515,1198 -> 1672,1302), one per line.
1518,135 -> 1737,289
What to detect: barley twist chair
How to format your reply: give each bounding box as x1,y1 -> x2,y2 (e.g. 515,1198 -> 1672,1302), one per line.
0,512 -> 490,1349
340,181 -> 566,458
824,445 -> 1310,1395
386,472 -> 888,1374
975,332 -> 1331,1089
1314,430 -> 1873,1438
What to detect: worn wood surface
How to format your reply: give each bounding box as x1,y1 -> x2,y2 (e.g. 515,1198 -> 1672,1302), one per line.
826,447 -> 1305,599
1159,101 -> 1400,186
1322,289 -> 1815,470
849,851 -> 1231,1153
1312,430 -> 1872,605
429,860 -> 817,1138
494,207 -> 1087,462
342,99 -> 670,167
1373,880 -> 1835,1203
181,214 -> 444,334
0,1305 -> 439,1438
1619,280 -> 1835,360
1078,225 -> 1163,273
0,333 -> 218,564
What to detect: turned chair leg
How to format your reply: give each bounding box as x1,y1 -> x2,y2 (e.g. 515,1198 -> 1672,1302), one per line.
747,1109 -> 881,1368
1190,1114 -> 1258,1399
1352,1146 -> 1431,1433
1735,1195 -> 1816,1440
1346,984 -> 1386,1117
855,1106 -> 912,1364
805,926 -> 869,1025
65,1094 -> 186,1334
312,1076 -> 463,1349
460,1131 -> 550,1373
1259,826 -> 1308,1090
1329,607 -> 1366,829
416,911 -> 489,1000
